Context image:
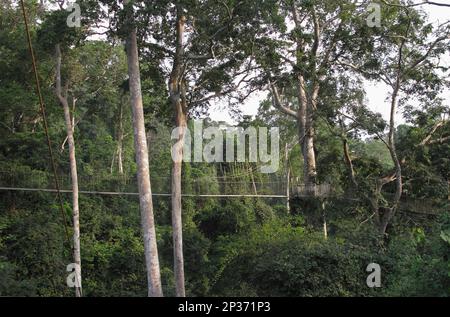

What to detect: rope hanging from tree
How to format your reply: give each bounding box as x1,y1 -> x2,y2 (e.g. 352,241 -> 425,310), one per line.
19,0 -> 81,297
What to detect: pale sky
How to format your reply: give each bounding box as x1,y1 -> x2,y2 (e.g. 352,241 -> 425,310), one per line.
210,3 -> 450,124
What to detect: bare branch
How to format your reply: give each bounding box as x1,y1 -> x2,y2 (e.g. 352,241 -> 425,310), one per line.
380,0 -> 450,8
406,35 -> 450,73
419,120 -> 447,146
269,82 -> 298,119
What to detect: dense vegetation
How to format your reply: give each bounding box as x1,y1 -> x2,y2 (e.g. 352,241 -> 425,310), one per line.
0,0 -> 449,297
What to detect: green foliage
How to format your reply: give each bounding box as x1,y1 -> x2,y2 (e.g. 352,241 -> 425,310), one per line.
1,0 -> 449,298
195,199 -> 257,240
383,213 -> 450,297
211,218 -> 384,297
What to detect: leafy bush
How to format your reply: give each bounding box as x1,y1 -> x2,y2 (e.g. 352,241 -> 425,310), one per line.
211,219 -> 386,297
383,212 -> 450,297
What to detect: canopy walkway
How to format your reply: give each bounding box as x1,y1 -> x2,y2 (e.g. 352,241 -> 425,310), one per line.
0,170 -> 447,215
0,169 -> 288,198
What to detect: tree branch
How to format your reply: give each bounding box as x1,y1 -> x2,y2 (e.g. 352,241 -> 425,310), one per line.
419,120 -> 447,146
269,82 -> 298,119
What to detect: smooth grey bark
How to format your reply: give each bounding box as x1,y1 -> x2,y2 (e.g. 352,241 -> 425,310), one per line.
169,7 -> 187,297
286,166 -> 291,212
343,137 -> 358,188
110,100 -> 124,175
294,5 -> 319,195
124,2 -> 163,296
55,44 -> 82,297
322,201 -> 328,239
271,5 -> 323,195
117,104 -> 124,175
270,78 -> 318,195
284,143 -> 293,213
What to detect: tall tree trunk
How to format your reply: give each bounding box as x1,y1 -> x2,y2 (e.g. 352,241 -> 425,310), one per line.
171,118 -> 186,297
169,8 -> 187,297
124,2 -> 163,297
292,3 -> 318,196
379,80 -> 403,235
296,76 -> 317,195
286,166 -> 291,212
448,179 -> 450,202
302,125 -> 317,194
322,201 -> 328,239
117,98 -> 125,175
110,149 -> 116,174
343,137 -> 357,188
284,143 -> 291,212
110,99 -> 125,175
55,44 -> 81,297
377,39 -> 405,235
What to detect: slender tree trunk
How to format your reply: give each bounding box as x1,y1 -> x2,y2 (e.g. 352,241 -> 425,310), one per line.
117,99 -> 124,175
117,139 -> 124,175
169,8 -> 187,297
343,138 -> 357,187
110,148 -> 116,174
248,163 -> 258,195
284,143 -> 291,212
111,99 -> 125,175
448,179 -> 450,201
286,167 -> 291,212
63,97 -> 82,297
171,127 -> 186,297
322,201 -> 328,239
124,3 -> 163,296
296,76 -> 317,195
376,39 -> 407,235
379,81 -> 403,235
60,99 -> 76,152
292,3 -> 318,196
303,127 -> 317,194
55,44 -> 81,297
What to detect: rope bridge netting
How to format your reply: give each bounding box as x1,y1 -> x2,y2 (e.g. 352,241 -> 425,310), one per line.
0,168 -> 447,216
0,168 -> 289,198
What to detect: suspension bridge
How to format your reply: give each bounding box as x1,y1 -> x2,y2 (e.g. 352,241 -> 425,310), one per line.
0,169 -> 446,216
0,168 -> 289,198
